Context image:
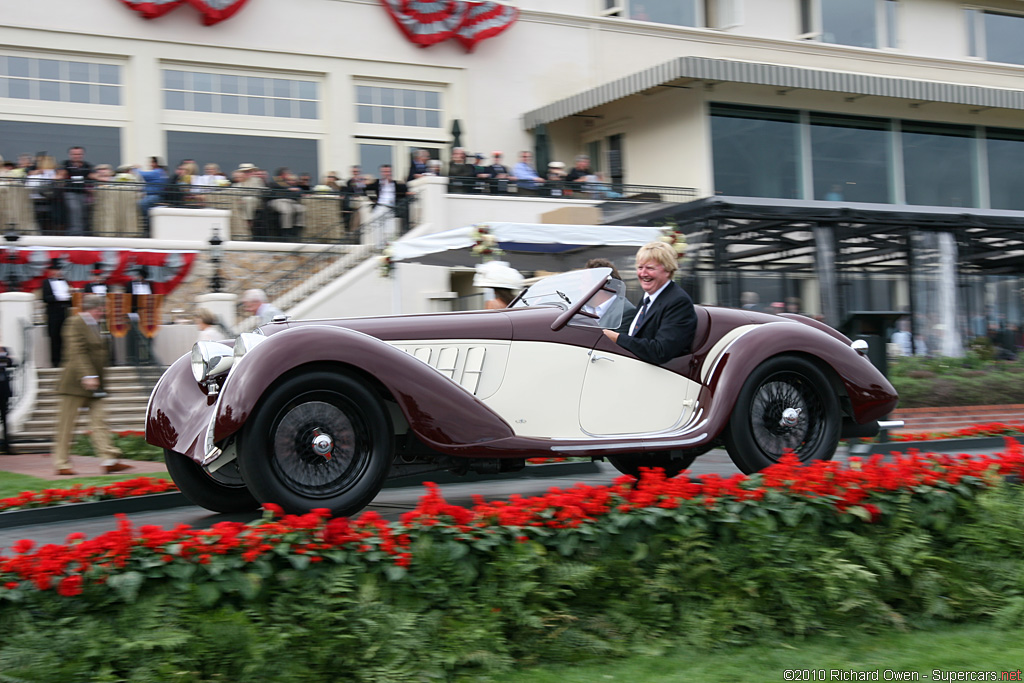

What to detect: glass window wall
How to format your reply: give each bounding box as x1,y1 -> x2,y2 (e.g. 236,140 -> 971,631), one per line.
982,11 -> 1024,66
711,104 -> 800,199
902,122 -> 975,208
987,128 -> 1024,211
820,0 -> 877,48
809,113 -> 892,203
163,69 -> 318,120
0,55 -> 121,105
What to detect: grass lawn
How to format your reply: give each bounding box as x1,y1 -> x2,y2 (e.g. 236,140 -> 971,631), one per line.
489,623 -> 1024,683
0,469 -> 171,499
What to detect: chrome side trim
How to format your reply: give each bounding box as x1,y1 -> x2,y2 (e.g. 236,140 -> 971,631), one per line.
877,420 -> 904,430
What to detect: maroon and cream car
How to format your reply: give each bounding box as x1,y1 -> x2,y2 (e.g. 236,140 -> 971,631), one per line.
146,267 -> 899,516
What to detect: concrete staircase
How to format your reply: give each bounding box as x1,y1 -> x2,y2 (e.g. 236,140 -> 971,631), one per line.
12,366 -> 165,454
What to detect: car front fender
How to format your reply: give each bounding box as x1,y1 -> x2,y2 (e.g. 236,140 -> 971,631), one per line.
212,325 -> 515,451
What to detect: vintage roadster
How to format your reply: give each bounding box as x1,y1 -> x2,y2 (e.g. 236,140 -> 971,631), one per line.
146,267 -> 899,516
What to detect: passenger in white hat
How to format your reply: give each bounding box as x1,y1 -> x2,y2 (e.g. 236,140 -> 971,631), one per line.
473,260 -> 524,310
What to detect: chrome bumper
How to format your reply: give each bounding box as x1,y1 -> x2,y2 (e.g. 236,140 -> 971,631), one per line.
877,420 -> 905,430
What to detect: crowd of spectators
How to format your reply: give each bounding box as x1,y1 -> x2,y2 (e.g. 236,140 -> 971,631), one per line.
0,145 -> 623,240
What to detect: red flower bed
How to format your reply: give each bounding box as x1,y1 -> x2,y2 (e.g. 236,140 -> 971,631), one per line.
3,440 -> 1023,599
888,421 -> 1024,442
0,477 -> 178,513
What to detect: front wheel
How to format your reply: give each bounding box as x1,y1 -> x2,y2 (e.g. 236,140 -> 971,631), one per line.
723,355 -> 840,474
238,371 -> 393,516
164,449 -> 260,513
608,450 -> 697,479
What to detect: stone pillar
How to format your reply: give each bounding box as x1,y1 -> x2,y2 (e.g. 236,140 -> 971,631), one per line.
408,175 -> 448,232
195,292 -> 239,336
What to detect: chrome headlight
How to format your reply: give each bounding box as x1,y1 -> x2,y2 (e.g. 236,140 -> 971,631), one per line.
191,341 -> 235,383
233,332 -> 267,362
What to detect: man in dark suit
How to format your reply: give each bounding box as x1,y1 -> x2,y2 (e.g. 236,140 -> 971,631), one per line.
602,241 -> 697,365
0,346 -> 15,454
366,164 -> 407,247
52,294 -> 131,476
41,259 -> 72,367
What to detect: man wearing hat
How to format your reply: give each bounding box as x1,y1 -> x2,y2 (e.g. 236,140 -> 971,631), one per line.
233,163 -> 266,236
52,294 -> 131,476
41,258 -> 72,367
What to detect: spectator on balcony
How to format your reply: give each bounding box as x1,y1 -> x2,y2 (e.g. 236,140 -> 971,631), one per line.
62,146 -> 93,235
166,159 -> 198,207
546,161 -> 567,197
513,150 -> 543,195
446,147 -> 475,194
135,157 -> 168,234
486,151 -> 511,194
27,154 -> 59,231
241,289 -> 284,325
471,152 -> 492,194
193,163 -> 227,191
231,163 -> 265,236
268,167 -> 307,240
346,165 -> 370,196
367,164 -> 406,248
426,159 -> 443,176
344,165 -> 371,235
407,149 -> 431,183
565,154 -> 593,185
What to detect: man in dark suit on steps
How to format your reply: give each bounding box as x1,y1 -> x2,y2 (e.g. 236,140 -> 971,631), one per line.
602,241 -> 697,365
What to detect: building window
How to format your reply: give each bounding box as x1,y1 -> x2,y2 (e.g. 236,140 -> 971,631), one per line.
163,69 -> 319,119
901,122 -> 976,208
809,113 -> 892,203
966,9 -> 1024,66
710,104 -> 801,199
800,0 -> 897,49
601,0 -> 741,29
0,55 -> 121,105
355,85 -> 442,128
986,128 -> 1024,211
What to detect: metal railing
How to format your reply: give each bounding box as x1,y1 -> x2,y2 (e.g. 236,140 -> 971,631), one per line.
0,178 -> 418,245
0,177 -> 698,243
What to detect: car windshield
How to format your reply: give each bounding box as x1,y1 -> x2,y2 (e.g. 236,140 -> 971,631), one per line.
510,267 -> 626,330
511,268 -> 610,311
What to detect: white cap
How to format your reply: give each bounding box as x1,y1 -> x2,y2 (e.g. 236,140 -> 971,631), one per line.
473,261 -> 524,290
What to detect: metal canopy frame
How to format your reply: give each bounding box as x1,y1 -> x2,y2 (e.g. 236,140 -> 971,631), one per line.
606,196 -> 1024,336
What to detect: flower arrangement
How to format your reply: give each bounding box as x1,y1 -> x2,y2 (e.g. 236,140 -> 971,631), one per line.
312,184 -> 333,193
6,168 -> 26,179
0,477 -> 176,513
660,225 -> 687,257
216,176 -> 231,186
470,224 -> 504,261
378,244 -> 394,277
114,172 -> 136,182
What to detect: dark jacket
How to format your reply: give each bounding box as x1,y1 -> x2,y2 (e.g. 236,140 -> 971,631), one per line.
615,281 -> 697,365
367,178 -> 407,208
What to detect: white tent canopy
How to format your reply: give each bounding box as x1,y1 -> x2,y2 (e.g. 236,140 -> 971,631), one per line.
389,222 -> 666,272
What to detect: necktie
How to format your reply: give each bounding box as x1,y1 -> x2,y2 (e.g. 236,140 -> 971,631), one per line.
633,297 -> 650,333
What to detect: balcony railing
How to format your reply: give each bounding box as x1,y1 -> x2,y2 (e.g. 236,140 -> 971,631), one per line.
0,176 -> 697,244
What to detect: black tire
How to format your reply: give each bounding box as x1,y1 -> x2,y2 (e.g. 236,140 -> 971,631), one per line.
608,450 -> 697,479
163,449 -> 260,513
237,372 -> 392,516
723,355 -> 840,474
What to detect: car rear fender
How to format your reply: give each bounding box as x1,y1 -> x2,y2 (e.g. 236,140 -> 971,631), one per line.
696,321 -> 898,435
213,325 -> 515,449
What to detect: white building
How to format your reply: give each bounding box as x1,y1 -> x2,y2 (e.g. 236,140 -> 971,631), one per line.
4,0 -> 1024,351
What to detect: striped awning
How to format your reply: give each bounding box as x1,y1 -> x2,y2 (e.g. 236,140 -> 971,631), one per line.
521,56 -> 1024,129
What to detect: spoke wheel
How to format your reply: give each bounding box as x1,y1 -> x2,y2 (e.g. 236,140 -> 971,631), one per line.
723,356 -> 840,474
239,372 -> 392,516
164,449 -> 259,513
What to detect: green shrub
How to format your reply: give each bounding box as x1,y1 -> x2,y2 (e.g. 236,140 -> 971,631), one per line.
889,355 -> 1024,407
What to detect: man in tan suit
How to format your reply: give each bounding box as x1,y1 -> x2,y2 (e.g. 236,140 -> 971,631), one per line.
52,294 -> 132,476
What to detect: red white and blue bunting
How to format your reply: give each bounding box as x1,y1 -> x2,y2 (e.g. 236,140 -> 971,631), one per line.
0,248 -> 197,295
119,0 -> 250,25
380,0 -> 519,52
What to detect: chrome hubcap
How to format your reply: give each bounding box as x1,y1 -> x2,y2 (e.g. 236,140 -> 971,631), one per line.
311,428 -> 334,459
779,407 -> 801,427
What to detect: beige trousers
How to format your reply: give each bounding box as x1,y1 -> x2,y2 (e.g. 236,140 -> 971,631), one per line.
52,394 -> 122,470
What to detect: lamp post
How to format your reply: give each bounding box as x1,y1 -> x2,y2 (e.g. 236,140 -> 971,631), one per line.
209,225 -> 223,293
4,225 -> 19,292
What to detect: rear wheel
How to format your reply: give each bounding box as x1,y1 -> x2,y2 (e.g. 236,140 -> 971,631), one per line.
163,449 -> 260,513
723,356 -> 840,474
608,450 -> 697,479
238,372 -> 393,516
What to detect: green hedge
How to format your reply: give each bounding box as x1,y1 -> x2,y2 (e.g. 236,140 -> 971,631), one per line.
889,354 -> 1024,408
3,453 -> 1024,682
